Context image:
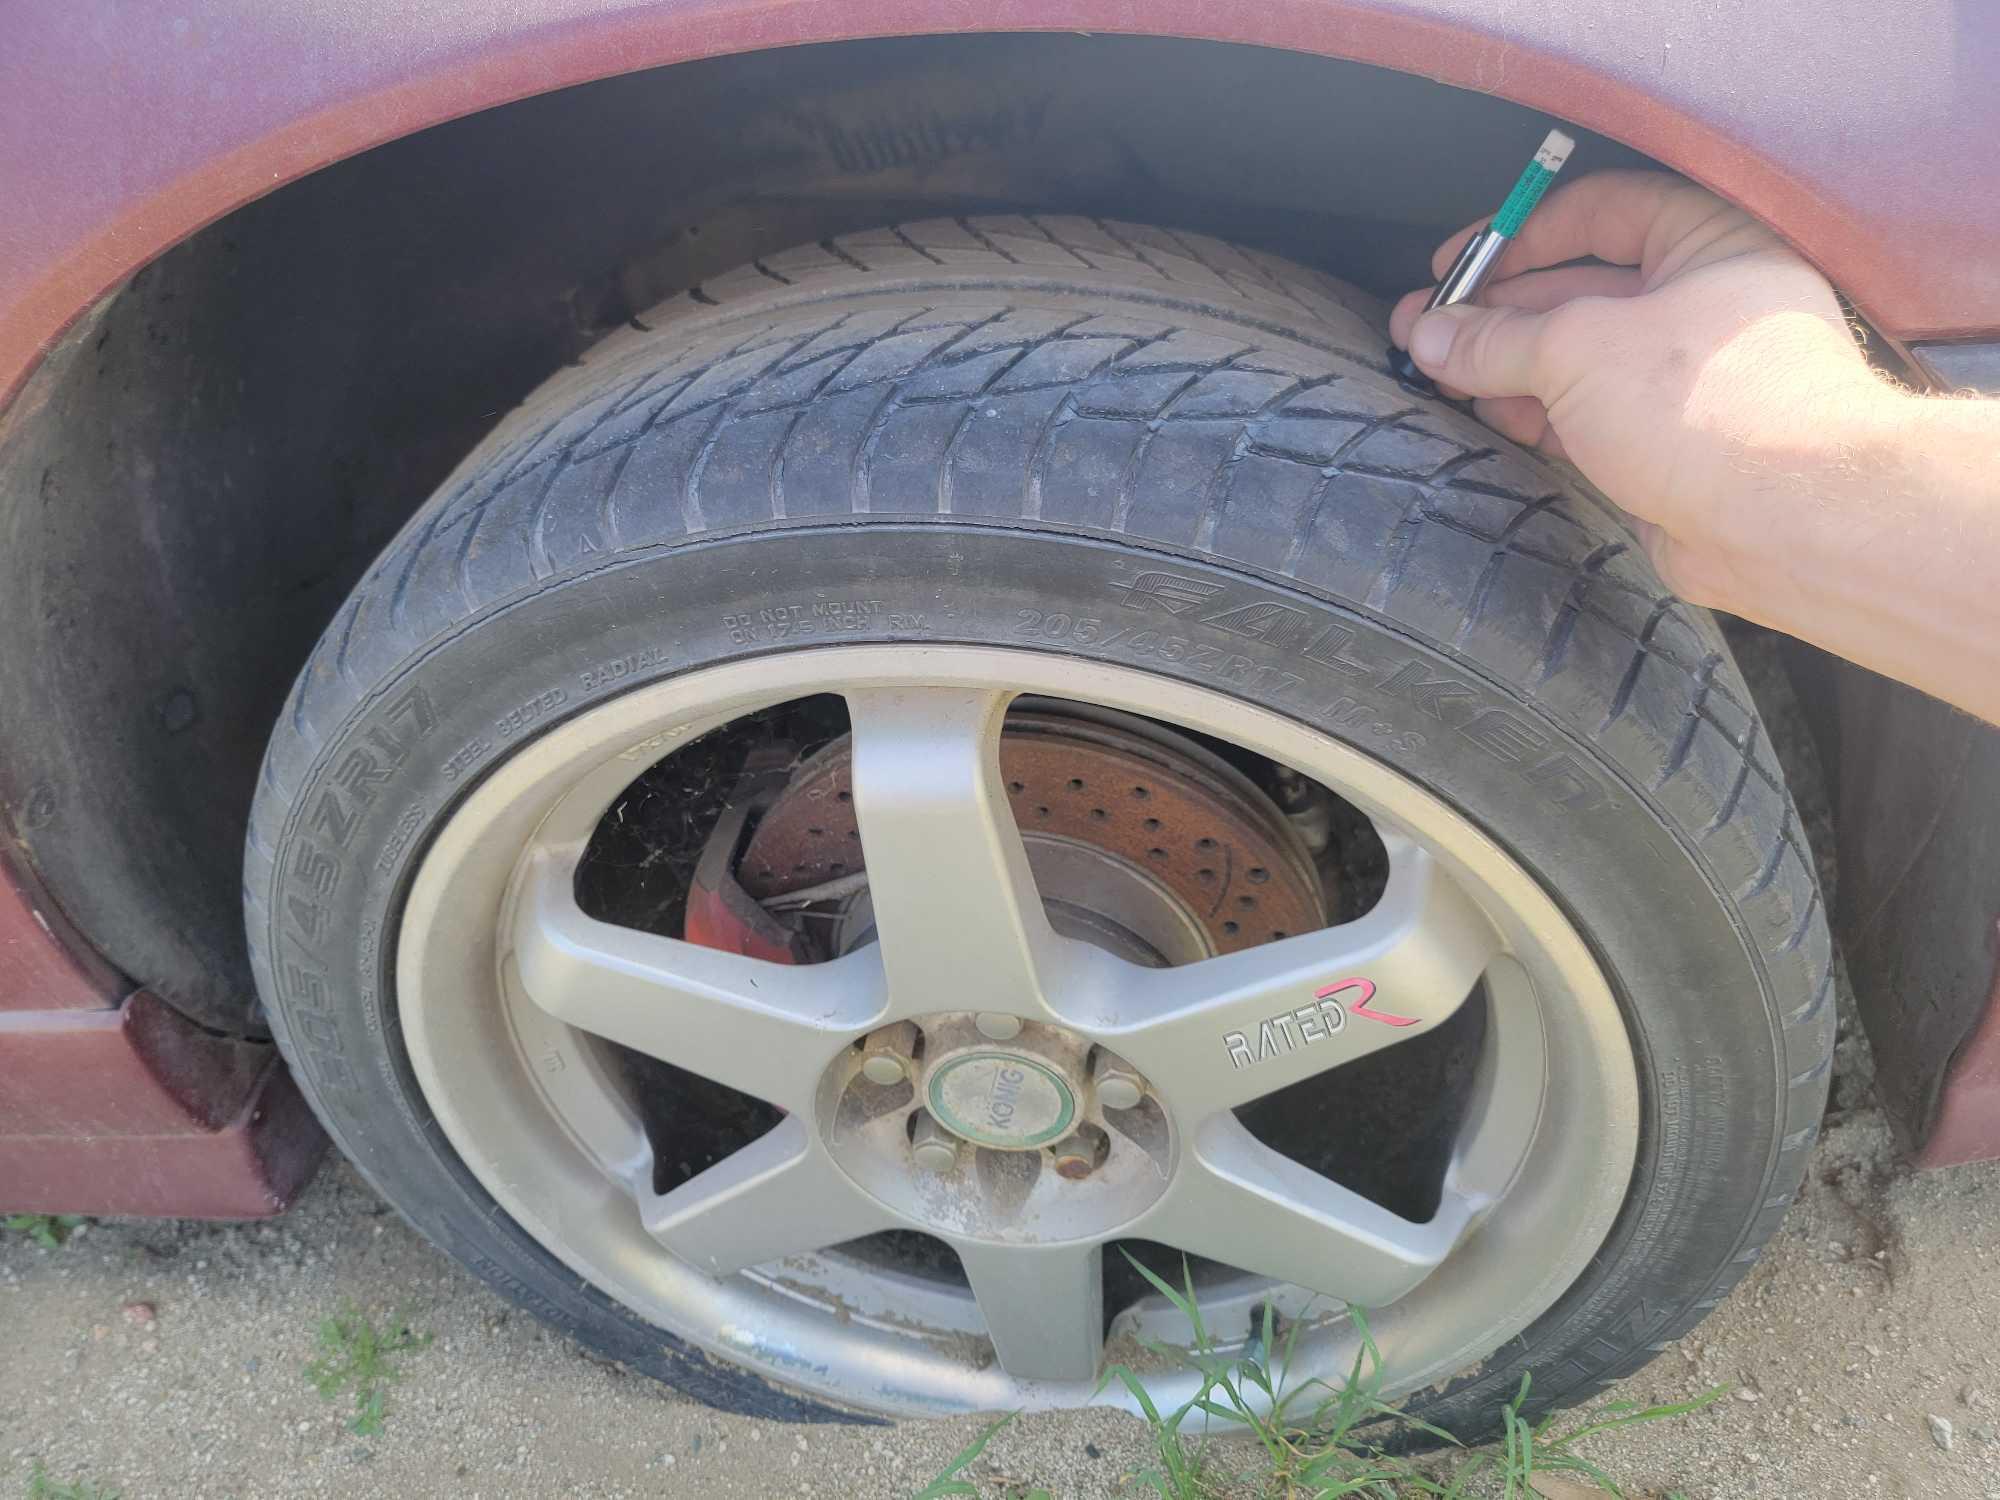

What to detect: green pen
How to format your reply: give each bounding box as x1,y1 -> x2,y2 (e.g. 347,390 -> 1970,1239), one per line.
1390,128 -> 1576,392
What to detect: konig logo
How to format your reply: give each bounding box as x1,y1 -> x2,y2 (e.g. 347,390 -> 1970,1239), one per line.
986,1065 -> 1028,1130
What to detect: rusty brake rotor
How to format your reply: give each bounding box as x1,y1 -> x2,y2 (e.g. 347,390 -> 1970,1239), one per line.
737,708 -> 1329,959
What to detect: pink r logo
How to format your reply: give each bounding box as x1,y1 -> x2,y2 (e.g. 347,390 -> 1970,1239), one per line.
1314,977 -> 1420,1028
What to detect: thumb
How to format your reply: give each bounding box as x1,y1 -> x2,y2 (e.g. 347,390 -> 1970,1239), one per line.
1407,303 -> 1551,401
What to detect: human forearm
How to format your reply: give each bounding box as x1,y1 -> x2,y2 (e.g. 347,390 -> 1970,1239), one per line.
1679,381 -> 2000,725
1390,171 -> 2000,725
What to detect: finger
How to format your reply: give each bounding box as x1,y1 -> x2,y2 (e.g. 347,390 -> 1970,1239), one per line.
1398,263 -> 1641,347
1470,394 -> 1551,449
1389,290 -> 1486,401
1477,397 -> 1570,462
1422,169 -> 1727,290
1427,169 -> 1679,281
1480,264 -> 1646,312
1487,170 -> 1725,282
1429,219 -> 1489,282
1389,286 -> 1433,350
1405,303 -> 1553,401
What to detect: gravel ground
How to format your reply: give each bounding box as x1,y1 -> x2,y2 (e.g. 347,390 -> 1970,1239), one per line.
4,1019 -> 1998,1500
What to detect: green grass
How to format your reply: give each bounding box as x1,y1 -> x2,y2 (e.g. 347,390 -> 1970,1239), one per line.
302,1304 -> 433,1436
23,1460 -> 118,1500
4,1215 -> 84,1251
915,1254 -> 1721,1499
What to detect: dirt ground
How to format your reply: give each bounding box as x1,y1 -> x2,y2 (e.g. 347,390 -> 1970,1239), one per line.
4,1009 -> 1998,1500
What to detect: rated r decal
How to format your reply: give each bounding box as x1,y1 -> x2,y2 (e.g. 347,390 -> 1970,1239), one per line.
1222,977 -> 1419,1070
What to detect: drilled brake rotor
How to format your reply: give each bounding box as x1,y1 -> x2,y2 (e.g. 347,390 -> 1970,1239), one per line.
738,709 -> 1328,956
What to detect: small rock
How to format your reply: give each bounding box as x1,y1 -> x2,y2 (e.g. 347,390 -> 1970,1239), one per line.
1929,1415 -> 1955,1453
1965,1386 -> 1993,1411
121,1301 -> 156,1325
1735,1386 -> 1763,1403
1970,1424 -> 1997,1446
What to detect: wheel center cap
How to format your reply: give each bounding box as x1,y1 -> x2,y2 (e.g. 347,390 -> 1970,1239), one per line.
926,1052 -> 1076,1149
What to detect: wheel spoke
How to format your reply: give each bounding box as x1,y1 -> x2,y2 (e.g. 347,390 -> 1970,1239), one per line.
1085,841 -> 1500,1116
954,1238 -> 1105,1383
1139,1115 -> 1477,1307
509,848 -> 886,1113
843,687 -> 1058,1015
642,1117 -> 897,1276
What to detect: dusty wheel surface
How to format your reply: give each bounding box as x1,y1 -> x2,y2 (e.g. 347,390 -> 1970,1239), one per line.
247,217 -> 1833,1428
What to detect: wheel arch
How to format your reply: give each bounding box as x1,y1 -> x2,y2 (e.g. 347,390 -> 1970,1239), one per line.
7,0 -> 1998,414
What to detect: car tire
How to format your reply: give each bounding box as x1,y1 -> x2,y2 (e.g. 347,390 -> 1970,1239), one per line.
247,215 -> 1833,1430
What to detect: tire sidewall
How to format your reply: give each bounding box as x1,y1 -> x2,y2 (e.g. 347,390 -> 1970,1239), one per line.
254,520 -> 1785,1427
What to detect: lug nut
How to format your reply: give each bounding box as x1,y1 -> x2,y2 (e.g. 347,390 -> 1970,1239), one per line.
909,1110 -> 961,1172
858,1021 -> 920,1086
1092,1051 -> 1147,1112
1050,1125 -> 1108,1180
974,1012 -> 1024,1041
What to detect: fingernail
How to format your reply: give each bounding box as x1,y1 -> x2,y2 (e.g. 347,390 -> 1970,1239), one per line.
1410,310 -> 1459,369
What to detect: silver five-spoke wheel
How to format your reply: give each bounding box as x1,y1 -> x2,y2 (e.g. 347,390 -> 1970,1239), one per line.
399,646 -> 1637,1413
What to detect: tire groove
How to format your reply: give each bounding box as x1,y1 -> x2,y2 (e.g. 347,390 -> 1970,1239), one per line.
844,309 -> 1000,517
1528,539 -> 1625,688
1600,595 -> 1678,731
1191,376 -> 1321,550
1110,370 -> 1208,533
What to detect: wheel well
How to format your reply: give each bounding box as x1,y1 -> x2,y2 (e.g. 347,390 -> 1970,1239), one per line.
0,32 -> 1665,1033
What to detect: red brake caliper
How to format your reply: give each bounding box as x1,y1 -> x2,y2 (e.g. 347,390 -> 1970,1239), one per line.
681,752 -> 808,965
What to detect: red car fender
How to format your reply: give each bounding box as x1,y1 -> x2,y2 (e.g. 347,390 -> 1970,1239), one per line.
2,0 -> 1998,425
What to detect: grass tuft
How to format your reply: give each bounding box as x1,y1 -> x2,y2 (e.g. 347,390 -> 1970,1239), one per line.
302,1303 -> 433,1436
4,1215 -> 85,1251
23,1460 -> 119,1500
911,1413 -> 1053,1500
913,1253 -> 1721,1498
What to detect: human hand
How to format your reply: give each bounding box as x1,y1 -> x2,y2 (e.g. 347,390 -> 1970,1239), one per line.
1389,170 -> 1878,614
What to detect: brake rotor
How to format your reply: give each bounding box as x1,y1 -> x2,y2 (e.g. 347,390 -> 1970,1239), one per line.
737,709 -> 1329,958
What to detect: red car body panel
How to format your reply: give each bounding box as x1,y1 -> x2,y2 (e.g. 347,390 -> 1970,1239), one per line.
0,844 -> 326,1215
0,987 -> 326,1218
3,0 -> 1999,417
1,840 -> 119,1014
2,0 -> 1998,1210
